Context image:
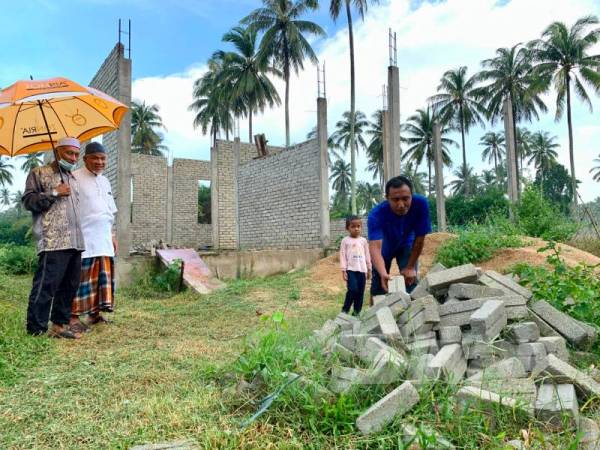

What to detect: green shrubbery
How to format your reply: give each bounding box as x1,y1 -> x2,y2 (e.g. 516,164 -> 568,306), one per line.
513,241 -> 600,329
515,186 -> 577,241
0,215 -> 31,246
0,244 -> 37,275
435,217 -> 524,267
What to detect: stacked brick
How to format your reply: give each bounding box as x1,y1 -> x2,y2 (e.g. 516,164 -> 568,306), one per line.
308,263 -> 599,445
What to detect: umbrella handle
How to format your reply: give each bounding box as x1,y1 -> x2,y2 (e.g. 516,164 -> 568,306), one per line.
37,100 -> 64,183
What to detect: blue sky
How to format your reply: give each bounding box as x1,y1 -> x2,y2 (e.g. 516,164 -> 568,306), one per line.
1,0 -> 600,204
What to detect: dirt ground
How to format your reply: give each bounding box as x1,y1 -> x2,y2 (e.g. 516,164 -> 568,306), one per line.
308,232 -> 600,295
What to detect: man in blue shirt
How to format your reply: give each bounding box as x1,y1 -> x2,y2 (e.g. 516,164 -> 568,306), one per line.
368,175 -> 432,300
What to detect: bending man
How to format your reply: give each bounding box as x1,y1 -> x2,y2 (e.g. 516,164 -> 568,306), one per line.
368,176 -> 432,299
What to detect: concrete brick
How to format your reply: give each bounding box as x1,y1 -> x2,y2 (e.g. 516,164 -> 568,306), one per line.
329,366 -> 368,393
506,322 -> 540,344
529,309 -> 560,337
410,280 -> 430,300
408,353 -> 435,381
376,307 -> 401,340
426,264 -> 478,291
330,343 -> 354,362
481,270 -> 532,300
426,343 -> 466,382
358,337 -> 405,365
373,295 -> 386,305
408,338 -> 439,355
448,283 -> 505,300
339,333 -> 371,352
530,300 -> 589,347
468,377 -> 537,407
535,383 -> 579,428
439,298 -> 486,316
367,349 -> 407,384
428,262 -> 447,274
356,381 -> 419,435
515,342 -> 548,373
538,336 -> 569,361
470,300 -> 507,341
388,276 -> 406,293
467,357 -> 527,382
542,354 -> 600,400
438,326 -> 462,346
457,385 -> 534,416
578,417 -> 600,450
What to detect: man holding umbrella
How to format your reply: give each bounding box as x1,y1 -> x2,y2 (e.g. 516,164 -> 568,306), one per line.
22,137 -> 85,339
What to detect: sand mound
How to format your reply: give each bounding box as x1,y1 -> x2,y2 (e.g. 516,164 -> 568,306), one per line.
308,233 -> 600,295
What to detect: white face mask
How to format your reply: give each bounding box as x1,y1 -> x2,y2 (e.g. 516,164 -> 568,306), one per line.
58,159 -> 76,172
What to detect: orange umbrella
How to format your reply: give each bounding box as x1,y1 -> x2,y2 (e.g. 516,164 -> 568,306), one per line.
0,77 -> 128,158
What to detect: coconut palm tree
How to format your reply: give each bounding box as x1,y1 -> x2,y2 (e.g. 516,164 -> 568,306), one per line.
330,111 -> 369,156
529,15 -> 600,203
366,110 -> 384,190
474,45 -> 548,192
429,66 -> 486,195
11,190 -> 23,217
1,188 -> 10,208
216,26 -> 281,142
330,158 -> 351,212
131,101 -> 168,156
328,0 -> 380,214
19,152 -> 44,173
190,57 -> 235,146
401,108 -> 455,197
479,131 -> 505,184
0,157 -> 14,186
449,164 -> 481,197
515,127 -> 533,177
402,161 -> 427,195
242,0 -> 325,148
590,154 -> 600,182
356,181 -> 382,214
528,131 -> 560,192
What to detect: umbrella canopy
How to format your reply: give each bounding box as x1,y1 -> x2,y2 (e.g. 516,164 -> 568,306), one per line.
0,77 -> 128,157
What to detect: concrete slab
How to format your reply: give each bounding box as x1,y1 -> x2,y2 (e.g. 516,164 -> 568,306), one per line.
356,381 -> 419,435
156,249 -> 226,294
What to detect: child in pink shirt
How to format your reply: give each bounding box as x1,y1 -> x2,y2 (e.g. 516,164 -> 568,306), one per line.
340,216 -> 372,315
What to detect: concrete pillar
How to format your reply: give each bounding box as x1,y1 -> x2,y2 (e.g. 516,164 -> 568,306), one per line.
166,164 -> 174,244
210,144 -> 219,250
387,66 -> 401,178
382,109 -> 391,182
433,121 -> 447,232
115,46 -> 132,282
317,97 -> 330,248
233,137 -> 241,250
503,98 -> 519,213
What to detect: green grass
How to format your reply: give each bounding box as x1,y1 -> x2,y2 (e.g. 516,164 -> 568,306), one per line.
0,264 -> 597,449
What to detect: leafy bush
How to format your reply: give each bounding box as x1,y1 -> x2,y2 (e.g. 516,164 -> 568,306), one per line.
435,221 -> 523,267
513,241 -> 600,329
0,244 -> 38,275
430,188 -> 510,229
515,186 -> 576,241
0,215 -> 32,246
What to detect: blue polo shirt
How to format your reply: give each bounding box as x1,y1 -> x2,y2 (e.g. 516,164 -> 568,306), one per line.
367,195 -> 432,259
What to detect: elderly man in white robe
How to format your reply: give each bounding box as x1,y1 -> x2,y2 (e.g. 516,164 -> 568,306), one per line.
68,142 -> 118,333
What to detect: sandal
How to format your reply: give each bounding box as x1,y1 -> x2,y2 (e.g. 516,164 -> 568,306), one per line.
88,314 -> 111,325
48,327 -> 81,339
69,322 -> 91,334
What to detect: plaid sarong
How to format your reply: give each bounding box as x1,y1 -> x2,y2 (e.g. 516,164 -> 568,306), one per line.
72,256 -> 115,316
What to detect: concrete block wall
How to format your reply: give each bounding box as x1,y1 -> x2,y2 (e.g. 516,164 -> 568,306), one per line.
213,139 -> 285,250
237,139 -> 322,249
172,158 -> 211,248
131,153 -> 168,245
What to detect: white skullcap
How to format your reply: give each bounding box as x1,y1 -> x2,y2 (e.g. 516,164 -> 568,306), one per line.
56,137 -> 80,149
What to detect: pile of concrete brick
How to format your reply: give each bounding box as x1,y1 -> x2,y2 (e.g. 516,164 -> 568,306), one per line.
312,263 -> 599,446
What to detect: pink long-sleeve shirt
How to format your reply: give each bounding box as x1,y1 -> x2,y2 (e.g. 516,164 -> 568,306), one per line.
340,236 -> 372,273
